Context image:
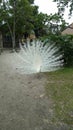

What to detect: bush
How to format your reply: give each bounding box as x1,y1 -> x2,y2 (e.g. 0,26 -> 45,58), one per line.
45,34 -> 73,67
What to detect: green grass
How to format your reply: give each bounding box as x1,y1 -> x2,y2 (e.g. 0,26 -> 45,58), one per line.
45,68 -> 73,125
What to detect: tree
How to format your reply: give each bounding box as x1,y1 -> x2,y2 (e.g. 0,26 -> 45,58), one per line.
33,12 -> 67,37
33,13 -> 49,37
53,0 -> 73,15
0,0 -> 35,49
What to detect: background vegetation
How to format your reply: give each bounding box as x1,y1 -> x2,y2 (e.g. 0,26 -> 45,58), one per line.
0,0 -> 67,48
0,0 -> 73,65
46,34 -> 73,67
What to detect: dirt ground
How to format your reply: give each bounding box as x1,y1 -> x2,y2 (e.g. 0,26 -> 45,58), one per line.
0,50 -> 72,130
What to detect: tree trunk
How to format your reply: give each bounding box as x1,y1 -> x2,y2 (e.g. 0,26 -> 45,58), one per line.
0,32 -> 3,54
12,0 -> 16,51
12,35 -> 15,51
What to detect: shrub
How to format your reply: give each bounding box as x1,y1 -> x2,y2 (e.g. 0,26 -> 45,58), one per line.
44,34 -> 73,67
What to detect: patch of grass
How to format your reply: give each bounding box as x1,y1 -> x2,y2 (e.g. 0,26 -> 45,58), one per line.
45,68 -> 73,125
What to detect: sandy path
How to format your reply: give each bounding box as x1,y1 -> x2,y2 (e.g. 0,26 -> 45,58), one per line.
0,51 -> 71,130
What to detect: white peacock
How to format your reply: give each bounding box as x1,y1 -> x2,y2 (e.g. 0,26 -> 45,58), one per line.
16,40 -> 63,74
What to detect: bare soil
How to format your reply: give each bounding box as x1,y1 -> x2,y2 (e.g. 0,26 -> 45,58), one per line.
0,50 -> 71,130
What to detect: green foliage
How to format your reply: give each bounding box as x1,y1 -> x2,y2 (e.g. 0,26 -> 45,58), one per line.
0,0 -> 70,51
33,12 -> 67,37
33,13 -> 49,37
44,34 -> 73,67
0,0 -> 67,40
45,68 -> 73,126
53,0 -> 73,15
0,0 -> 38,36
0,0 -> 37,48
28,0 -> 34,4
